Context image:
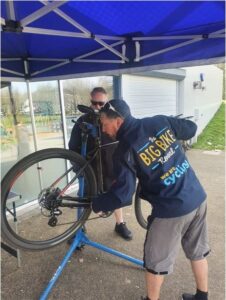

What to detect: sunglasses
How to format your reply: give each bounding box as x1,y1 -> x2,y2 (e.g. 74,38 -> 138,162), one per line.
91,100 -> 105,107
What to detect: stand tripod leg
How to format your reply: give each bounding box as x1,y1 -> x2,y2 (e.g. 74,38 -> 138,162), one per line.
82,236 -> 143,267
39,230 -> 84,300
39,229 -> 143,300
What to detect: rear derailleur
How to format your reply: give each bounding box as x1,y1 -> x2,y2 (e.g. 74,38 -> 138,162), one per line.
38,187 -> 62,227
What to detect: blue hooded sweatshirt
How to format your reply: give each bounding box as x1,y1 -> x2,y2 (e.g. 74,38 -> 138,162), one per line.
92,115 -> 206,218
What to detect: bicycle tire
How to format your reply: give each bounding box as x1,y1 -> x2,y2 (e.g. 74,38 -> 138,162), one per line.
134,183 -> 148,230
1,148 -> 97,251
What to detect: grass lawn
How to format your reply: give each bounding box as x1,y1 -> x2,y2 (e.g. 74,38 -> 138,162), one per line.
192,102 -> 225,150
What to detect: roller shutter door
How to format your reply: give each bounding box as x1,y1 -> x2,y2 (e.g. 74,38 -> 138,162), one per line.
121,74 -> 177,118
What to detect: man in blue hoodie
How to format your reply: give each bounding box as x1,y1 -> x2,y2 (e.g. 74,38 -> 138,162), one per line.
92,99 -> 210,300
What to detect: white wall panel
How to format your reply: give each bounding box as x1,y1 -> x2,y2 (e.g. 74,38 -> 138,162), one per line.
182,65 -> 223,136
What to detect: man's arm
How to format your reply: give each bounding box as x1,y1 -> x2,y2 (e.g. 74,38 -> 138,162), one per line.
166,116 -> 197,140
92,150 -> 136,213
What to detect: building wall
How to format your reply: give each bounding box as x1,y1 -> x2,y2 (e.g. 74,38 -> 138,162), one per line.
121,74 -> 178,118
121,65 -> 223,141
182,65 -> 223,136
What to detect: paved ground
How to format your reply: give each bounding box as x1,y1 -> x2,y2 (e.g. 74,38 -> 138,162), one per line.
1,149 -> 225,300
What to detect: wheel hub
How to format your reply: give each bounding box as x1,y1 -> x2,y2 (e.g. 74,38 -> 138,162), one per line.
38,187 -> 61,211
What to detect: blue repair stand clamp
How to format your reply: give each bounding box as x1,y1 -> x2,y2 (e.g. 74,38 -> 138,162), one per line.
39,120 -> 143,300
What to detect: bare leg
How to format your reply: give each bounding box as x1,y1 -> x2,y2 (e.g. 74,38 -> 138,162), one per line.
190,258 -> 208,292
145,271 -> 164,300
114,208 -> 124,224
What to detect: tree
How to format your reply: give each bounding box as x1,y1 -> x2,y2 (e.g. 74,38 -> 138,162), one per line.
62,76 -> 113,115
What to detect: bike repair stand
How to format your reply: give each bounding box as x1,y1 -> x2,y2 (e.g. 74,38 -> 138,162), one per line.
39,121 -> 143,299
39,174 -> 143,300
39,228 -> 143,300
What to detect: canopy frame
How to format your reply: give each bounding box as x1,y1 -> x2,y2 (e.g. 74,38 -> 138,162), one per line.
1,0 -> 225,82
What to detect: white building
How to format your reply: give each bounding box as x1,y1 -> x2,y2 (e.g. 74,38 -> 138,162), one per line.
121,65 -> 223,140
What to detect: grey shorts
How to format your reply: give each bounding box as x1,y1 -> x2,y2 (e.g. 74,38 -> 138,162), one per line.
143,201 -> 210,275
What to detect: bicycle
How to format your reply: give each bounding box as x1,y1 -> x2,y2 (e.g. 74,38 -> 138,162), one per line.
1,105 -> 118,251
134,114 -> 194,230
1,107 -> 194,246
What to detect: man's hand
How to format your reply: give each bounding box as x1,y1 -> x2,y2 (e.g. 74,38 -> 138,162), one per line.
90,192 -> 120,214
90,196 -> 111,216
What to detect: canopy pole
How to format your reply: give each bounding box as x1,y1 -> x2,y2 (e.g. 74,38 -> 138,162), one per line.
133,33 -> 225,41
137,28 -> 225,61
21,1 -> 68,27
0,67 -> 24,76
31,61 -> 70,77
8,82 -> 18,126
5,0 -> 16,20
74,41 -> 124,60
58,80 -> 68,150
39,0 -> 128,61
135,41 -> 140,62
25,79 -> 38,152
25,74 -> 44,189
24,60 -> 38,152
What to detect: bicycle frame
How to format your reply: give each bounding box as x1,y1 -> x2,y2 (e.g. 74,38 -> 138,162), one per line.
54,107 -> 117,211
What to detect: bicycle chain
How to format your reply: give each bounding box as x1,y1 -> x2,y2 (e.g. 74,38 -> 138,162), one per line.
55,214 -> 111,226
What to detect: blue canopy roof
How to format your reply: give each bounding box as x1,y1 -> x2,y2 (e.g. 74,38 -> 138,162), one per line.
1,1 -> 225,81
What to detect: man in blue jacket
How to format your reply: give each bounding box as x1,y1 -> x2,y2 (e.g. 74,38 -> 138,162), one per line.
69,87 -> 132,240
92,99 -> 210,300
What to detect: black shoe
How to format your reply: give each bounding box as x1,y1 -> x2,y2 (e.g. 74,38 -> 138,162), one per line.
140,297 -> 150,300
67,235 -> 75,245
182,294 -> 196,300
67,226 -> 87,245
115,222 -> 133,240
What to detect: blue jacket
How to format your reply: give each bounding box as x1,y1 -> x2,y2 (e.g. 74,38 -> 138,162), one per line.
92,115 -> 206,218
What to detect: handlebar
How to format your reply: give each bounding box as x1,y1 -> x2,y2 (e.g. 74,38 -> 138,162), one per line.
172,114 -> 194,120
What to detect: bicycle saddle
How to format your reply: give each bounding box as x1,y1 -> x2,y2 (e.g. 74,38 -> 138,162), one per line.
77,104 -> 95,114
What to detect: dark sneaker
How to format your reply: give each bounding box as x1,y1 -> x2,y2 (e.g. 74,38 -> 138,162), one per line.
67,235 -> 75,245
140,297 -> 150,300
67,226 -> 87,245
115,222 -> 133,240
182,294 -> 195,300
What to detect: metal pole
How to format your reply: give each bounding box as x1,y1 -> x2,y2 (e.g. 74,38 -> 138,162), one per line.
39,228 -> 143,300
83,236 -> 143,267
25,81 -> 38,151
39,230 -> 84,300
25,78 -> 43,189
8,83 -> 18,126
58,80 -> 68,149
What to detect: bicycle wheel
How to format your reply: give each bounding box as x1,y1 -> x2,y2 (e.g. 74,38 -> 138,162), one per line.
1,148 -> 97,251
134,183 -> 152,230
